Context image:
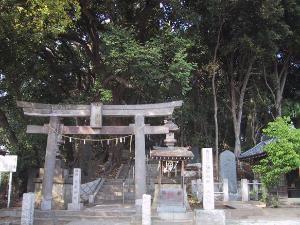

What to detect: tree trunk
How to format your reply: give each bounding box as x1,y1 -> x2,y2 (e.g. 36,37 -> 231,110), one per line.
234,127 -> 241,156
0,109 -> 19,149
211,18 -> 224,180
275,97 -> 282,117
212,72 -> 219,178
230,59 -> 254,156
263,58 -> 289,118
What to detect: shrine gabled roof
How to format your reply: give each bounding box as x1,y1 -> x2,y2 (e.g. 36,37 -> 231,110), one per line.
239,138 -> 275,161
150,147 -> 194,160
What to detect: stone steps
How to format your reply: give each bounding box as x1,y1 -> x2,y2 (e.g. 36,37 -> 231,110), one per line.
4,206 -> 300,225
95,178 -> 135,202
117,164 -> 132,179
103,178 -> 134,185
98,184 -> 135,192
0,206 -> 136,225
56,205 -> 134,225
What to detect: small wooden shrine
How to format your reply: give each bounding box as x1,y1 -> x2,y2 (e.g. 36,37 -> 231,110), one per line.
150,120 -> 193,212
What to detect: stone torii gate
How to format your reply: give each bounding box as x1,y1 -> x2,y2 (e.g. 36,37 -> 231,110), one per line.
17,100 -> 182,210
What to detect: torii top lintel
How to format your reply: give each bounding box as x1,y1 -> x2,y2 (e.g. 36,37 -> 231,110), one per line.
17,101 -> 182,134
16,100 -> 183,118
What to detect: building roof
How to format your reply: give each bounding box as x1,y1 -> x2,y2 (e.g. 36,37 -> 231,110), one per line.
239,138 -> 275,161
150,147 -> 194,160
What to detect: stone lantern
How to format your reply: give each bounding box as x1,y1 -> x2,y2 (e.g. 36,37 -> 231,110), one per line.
163,119 -> 179,148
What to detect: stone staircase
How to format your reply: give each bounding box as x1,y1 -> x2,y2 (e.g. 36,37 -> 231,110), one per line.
0,204 -> 135,225
94,178 -> 135,203
94,160 -> 159,204
0,205 -> 194,225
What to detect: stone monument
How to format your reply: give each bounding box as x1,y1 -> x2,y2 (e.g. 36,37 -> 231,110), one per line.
68,168 -> 83,210
195,148 -> 225,225
219,150 -> 237,194
202,148 -> 214,210
21,192 -> 35,225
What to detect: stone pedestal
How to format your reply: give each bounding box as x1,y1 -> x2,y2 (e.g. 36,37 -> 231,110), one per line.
223,178 -> 229,202
156,184 -> 186,212
67,202 -> 83,211
194,209 -> 225,225
21,193 -> 35,225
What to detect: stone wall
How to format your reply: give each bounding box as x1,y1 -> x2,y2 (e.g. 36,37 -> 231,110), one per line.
34,179 -> 72,209
34,165 -> 72,210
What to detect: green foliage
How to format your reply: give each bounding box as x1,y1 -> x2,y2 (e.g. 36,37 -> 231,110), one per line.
254,117 -> 300,189
283,100 -> 300,118
2,0 -> 80,40
102,26 -> 195,98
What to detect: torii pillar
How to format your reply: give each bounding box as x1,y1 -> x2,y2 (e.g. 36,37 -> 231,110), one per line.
41,116 -> 60,210
134,115 -> 146,207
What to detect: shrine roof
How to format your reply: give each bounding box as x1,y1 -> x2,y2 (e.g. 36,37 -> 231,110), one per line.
150,147 -> 194,160
238,138 -> 275,161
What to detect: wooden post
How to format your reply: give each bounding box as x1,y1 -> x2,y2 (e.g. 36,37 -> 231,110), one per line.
181,161 -> 185,188
158,161 -> 161,187
7,172 -> 12,208
134,115 -> 146,207
41,117 -> 60,210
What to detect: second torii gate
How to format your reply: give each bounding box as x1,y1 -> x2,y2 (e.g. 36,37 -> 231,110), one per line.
17,100 -> 182,210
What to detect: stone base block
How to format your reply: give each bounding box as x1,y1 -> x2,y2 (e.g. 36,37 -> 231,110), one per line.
41,200 -> 51,211
67,203 -> 84,211
135,199 -> 142,214
158,212 -> 191,220
194,209 -> 225,225
157,205 -> 186,213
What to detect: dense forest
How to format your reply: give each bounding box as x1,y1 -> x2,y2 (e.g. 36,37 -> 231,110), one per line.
0,0 -> 299,189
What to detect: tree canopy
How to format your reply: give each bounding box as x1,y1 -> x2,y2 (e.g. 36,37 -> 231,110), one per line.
0,0 -> 299,189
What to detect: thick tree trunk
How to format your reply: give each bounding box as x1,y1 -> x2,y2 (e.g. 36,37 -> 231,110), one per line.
275,97 -> 282,117
234,127 -> 241,156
